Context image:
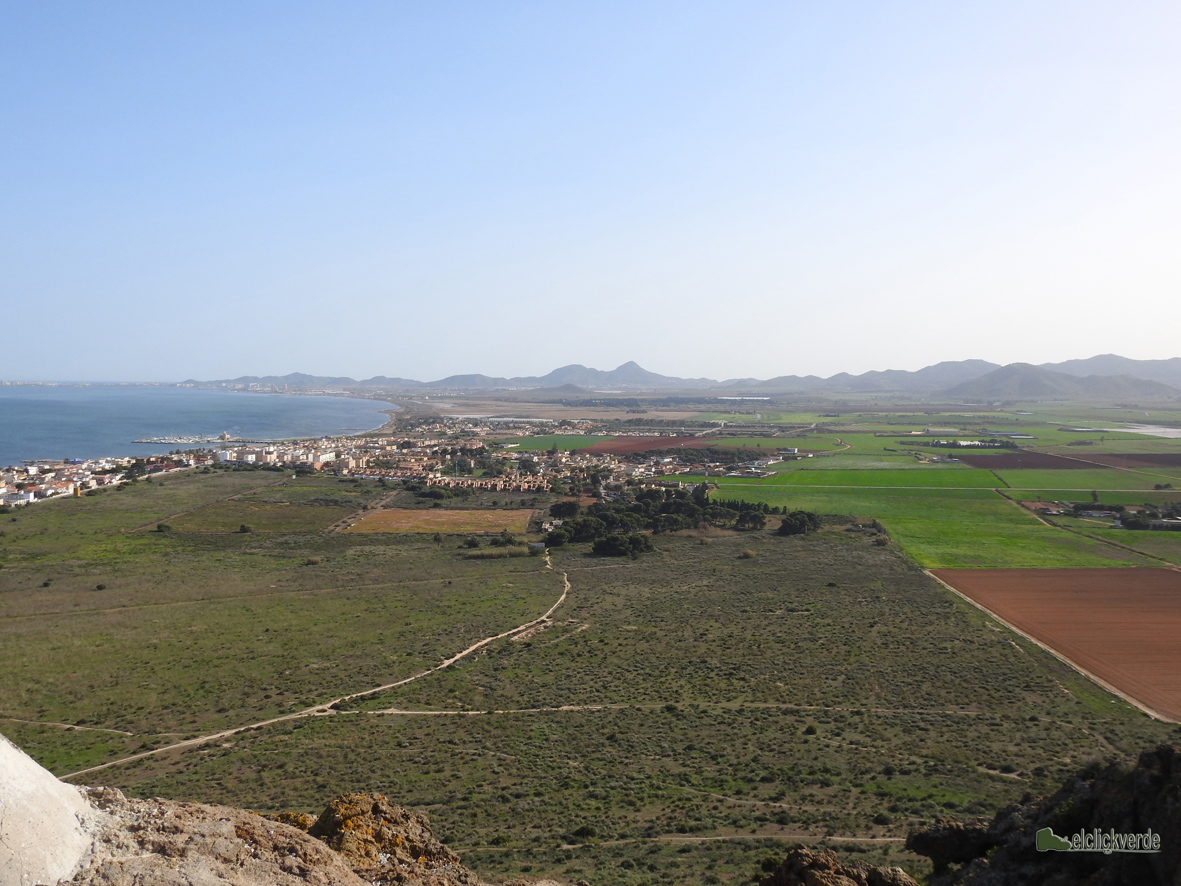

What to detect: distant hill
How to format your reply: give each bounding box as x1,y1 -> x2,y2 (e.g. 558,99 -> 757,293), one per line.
184,355 -> 1181,397
1041,354 -> 1181,387
942,363 -> 1181,401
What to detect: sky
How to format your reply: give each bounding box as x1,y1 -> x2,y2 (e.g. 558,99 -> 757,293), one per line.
3,2 -> 1180,383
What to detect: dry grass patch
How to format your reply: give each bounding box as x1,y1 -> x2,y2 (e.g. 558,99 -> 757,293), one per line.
170,501 -> 352,533
345,508 -> 532,535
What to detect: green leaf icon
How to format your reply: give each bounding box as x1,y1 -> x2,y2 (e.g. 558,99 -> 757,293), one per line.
1037,827 -> 1071,851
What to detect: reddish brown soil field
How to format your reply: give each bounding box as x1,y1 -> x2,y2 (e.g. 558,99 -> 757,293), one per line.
955,451 -> 1101,470
1069,453 -> 1181,469
931,568 -> 1181,720
581,436 -> 727,455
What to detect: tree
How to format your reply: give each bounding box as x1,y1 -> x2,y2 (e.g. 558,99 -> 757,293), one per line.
777,510 -> 820,536
549,500 -> 581,519
566,516 -> 607,542
592,533 -> 654,558
735,511 -> 766,531
692,482 -> 710,508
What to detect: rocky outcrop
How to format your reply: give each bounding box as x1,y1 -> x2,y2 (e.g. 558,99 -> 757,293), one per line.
67,787 -> 368,886
758,847 -> 919,886
302,793 -> 485,886
0,729 -> 487,886
60,788 -> 489,886
906,744 -> 1181,886
904,818 -> 994,871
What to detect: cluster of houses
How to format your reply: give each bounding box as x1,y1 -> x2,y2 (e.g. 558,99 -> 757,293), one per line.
4,419 -> 806,510
1,454 -> 203,508
1020,500 -> 1181,531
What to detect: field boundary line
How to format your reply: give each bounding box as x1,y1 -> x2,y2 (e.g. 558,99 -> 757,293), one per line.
124,477 -> 290,533
60,563 -> 571,781
325,487 -> 403,533
994,491 -> 1055,527
926,570 -> 1177,724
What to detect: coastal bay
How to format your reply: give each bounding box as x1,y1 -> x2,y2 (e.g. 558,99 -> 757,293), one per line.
0,385 -> 395,468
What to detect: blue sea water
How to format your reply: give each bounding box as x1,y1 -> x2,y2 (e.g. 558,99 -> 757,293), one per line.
0,386 -> 396,468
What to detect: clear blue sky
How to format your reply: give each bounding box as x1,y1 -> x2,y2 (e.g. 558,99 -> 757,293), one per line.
3,2 -> 1179,382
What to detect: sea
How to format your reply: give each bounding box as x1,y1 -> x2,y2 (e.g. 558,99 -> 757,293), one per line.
0,385 -> 397,469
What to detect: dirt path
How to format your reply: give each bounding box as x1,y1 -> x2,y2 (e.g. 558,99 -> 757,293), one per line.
356,700 -> 995,718
61,562 -> 571,780
0,716 -> 133,736
324,487 -> 402,533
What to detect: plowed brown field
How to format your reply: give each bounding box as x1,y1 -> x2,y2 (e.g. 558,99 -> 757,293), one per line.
1070,453 -> 1181,469
931,568 -> 1181,720
955,452 -> 1097,470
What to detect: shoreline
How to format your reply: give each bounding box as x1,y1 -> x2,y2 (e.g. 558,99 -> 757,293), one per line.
0,387 -> 401,471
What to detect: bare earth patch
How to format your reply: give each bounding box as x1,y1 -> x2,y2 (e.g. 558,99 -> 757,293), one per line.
344,508 -> 533,535
931,567 -> 1181,721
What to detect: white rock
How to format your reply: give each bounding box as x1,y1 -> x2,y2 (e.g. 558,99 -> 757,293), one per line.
0,731 -> 100,886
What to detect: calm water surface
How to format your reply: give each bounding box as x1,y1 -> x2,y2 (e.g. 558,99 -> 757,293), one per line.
0,386 -> 395,467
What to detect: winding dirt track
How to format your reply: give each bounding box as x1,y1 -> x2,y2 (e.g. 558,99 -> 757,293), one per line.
62,561 -> 571,780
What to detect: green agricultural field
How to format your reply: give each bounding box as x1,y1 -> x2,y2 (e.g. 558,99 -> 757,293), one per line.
750,468 -> 1000,489
1037,517 -> 1181,566
494,434 -> 612,450
688,481 -> 1149,568
1044,437 -> 1181,455
1003,489 -> 1179,507
767,454 -> 936,471
996,468 -> 1171,491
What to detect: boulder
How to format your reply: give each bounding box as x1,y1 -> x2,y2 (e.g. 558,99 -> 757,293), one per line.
0,732 -> 103,886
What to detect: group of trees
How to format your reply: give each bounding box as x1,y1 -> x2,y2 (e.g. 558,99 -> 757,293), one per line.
776,510 -> 822,536
1063,499 -> 1180,530
544,487 -> 821,554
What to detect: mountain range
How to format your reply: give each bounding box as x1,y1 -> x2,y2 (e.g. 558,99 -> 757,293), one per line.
184,354 -> 1181,399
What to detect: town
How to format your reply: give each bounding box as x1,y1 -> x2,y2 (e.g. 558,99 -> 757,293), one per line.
0,415 -> 800,510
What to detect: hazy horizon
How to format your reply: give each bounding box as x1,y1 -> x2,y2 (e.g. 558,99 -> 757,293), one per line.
4,3 -> 1179,382
5,352 -> 1181,387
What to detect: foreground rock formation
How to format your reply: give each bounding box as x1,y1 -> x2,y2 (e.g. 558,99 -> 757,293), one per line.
0,732 -> 488,886
0,734 -> 103,886
757,847 -> 918,886
906,744 -> 1181,886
